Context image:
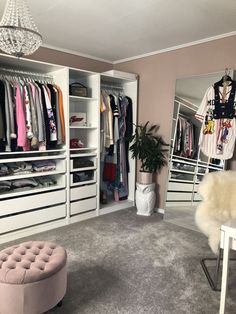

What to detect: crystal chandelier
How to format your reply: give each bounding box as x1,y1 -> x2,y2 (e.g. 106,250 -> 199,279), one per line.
0,0 -> 42,58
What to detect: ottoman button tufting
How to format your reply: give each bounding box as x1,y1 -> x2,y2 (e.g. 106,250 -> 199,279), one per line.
0,241 -> 67,314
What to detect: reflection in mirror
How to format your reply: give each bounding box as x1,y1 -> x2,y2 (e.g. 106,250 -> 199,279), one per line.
164,70 -> 233,231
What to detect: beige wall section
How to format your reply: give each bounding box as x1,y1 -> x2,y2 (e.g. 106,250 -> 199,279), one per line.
114,35 -> 236,209
27,47 -> 112,73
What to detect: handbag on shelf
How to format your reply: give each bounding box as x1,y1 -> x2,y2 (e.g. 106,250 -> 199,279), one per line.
69,82 -> 88,97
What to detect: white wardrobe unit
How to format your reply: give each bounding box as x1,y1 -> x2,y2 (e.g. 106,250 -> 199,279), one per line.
0,55 -> 138,243
68,68 -> 100,220
166,96 -> 225,208
0,54 -> 69,243
100,71 -> 138,214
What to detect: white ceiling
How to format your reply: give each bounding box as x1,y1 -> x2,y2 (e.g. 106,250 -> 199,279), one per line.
0,0 -> 236,63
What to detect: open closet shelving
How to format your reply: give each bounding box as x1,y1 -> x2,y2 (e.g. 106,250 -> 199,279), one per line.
166,96 -> 225,207
99,72 -> 138,214
68,68 -> 100,218
0,55 -> 138,243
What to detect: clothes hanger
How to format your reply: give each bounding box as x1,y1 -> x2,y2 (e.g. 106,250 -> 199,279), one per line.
215,68 -> 233,87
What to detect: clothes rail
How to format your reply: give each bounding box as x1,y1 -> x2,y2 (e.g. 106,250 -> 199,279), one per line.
0,67 -> 53,82
101,84 -> 124,90
179,112 -> 190,120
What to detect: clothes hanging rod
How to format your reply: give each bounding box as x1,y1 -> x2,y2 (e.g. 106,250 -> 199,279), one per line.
179,112 -> 190,119
0,67 -> 53,80
101,84 -> 124,90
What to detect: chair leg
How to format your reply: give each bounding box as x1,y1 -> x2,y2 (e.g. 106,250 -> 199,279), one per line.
201,248 -> 222,291
200,248 -> 236,291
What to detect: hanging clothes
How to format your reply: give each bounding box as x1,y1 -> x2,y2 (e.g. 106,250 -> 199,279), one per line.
100,89 -> 133,202
0,76 -> 65,152
195,81 -> 236,160
174,116 -> 196,158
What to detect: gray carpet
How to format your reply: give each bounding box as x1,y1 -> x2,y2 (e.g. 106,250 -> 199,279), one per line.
1,207 -> 236,314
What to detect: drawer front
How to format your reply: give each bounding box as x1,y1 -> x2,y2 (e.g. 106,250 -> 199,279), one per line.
193,184 -> 199,192
0,190 -> 66,217
168,182 -> 193,192
166,191 -> 192,201
193,193 -> 202,201
0,204 -> 66,234
70,158 -> 97,171
70,197 -> 97,215
70,184 -> 97,201
70,171 -> 97,186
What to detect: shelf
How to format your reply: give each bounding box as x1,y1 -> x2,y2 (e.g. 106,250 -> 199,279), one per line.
70,147 -> 97,152
208,165 -> 224,170
69,126 -> 97,129
70,179 -> 96,187
172,155 -> 199,164
71,166 -> 97,172
0,170 -> 65,181
70,153 -> 97,158
170,169 -> 195,174
0,155 -> 66,163
0,149 -> 66,156
172,158 -> 197,166
0,184 -> 65,200
69,95 -> 98,101
169,179 -> 194,183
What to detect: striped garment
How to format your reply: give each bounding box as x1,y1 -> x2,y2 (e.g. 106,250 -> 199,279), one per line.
195,85 -> 236,160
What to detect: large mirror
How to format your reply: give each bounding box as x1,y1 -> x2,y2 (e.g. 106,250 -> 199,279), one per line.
164,70 -> 233,231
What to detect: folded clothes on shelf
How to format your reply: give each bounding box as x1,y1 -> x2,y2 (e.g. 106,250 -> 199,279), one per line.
32,160 -> 56,172
171,173 -> 187,180
12,178 -> 39,189
73,170 -> 94,183
73,158 -> 94,168
172,162 -> 195,172
36,176 -> 57,187
0,176 -> 58,194
0,181 -> 11,192
0,164 -> 9,176
7,162 -> 32,175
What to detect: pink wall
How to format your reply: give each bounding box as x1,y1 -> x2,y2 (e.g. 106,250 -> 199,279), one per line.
28,46 -> 112,73
114,35 -> 236,209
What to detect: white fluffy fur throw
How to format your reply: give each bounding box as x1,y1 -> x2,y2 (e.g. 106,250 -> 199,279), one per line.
195,170 -> 236,254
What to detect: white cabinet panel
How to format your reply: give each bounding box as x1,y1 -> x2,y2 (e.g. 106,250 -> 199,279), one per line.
0,204 -> 66,234
70,197 -> 97,215
70,184 -> 96,201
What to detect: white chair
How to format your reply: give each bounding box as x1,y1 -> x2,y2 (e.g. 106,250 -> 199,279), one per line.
195,170 -> 236,290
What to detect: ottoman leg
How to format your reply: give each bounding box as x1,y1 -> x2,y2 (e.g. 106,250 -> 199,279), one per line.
57,300 -> 63,307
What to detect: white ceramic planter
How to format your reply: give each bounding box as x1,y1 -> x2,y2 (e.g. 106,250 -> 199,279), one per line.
135,182 -> 156,216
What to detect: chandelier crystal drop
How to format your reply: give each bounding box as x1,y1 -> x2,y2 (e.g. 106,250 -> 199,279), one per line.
0,0 -> 42,58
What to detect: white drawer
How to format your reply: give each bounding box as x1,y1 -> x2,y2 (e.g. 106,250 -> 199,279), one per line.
193,193 -> 202,201
70,171 -> 97,186
168,182 -> 193,192
70,197 -> 97,215
70,184 -> 96,201
0,190 -> 66,217
167,191 -> 192,201
0,204 -> 66,234
70,158 -> 97,171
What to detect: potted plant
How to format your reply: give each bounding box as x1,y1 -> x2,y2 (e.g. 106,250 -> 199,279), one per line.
129,121 -> 169,183
128,121 -> 169,215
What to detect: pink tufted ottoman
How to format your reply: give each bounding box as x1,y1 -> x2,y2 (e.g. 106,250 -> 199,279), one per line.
0,241 -> 67,314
